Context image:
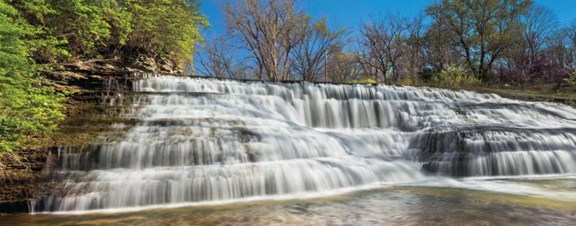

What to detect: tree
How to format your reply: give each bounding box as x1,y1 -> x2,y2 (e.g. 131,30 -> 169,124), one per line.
421,18 -> 461,77
292,18 -> 345,82
327,50 -> 362,83
7,0 -> 134,61
8,0 -> 207,69
522,6 -> 558,67
403,15 -> 427,80
48,0 -> 129,58
224,0 -> 307,81
196,35 -> 239,78
0,0 -> 64,153
358,14 -> 407,83
125,0 -> 208,68
426,0 -> 532,82
502,5 -> 558,84
548,23 -> 575,69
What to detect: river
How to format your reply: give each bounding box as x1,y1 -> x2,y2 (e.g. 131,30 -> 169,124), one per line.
3,177 -> 576,225
3,76 -> 576,224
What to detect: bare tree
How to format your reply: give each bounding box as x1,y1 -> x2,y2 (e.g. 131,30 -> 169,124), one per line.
504,5 -> 558,79
353,48 -> 377,81
403,15 -> 427,79
328,49 -> 362,83
523,6 -> 558,65
421,19 -> 463,79
572,23 -> 576,69
357,21 -> 387,81
292,18 -> 346,82
196,35 -> 236,78
358,14 -> 407,84
223,0 -> 307,81
563,21 -> 576,69
547,22 -> 576,72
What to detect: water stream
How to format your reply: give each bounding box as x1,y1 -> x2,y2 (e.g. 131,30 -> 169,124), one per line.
21,76 -> 576,223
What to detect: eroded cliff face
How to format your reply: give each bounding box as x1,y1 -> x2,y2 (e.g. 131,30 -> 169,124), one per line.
0,98 -> 111,212
44,56 -> 182,92
0,149 -> 58,213
0,60 -> 144,212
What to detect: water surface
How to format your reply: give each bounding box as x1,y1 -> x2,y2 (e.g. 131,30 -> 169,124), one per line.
5,177 -> 576,225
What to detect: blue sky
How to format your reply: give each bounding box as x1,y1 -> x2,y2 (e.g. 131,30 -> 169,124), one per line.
199,0 -> 576,36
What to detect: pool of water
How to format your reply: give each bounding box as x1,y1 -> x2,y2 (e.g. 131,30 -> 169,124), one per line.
3,177 -> 576,225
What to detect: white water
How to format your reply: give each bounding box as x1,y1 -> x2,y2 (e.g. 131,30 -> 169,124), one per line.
38,76 -> 576,212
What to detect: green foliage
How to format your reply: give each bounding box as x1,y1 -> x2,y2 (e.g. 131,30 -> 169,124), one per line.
426,0 -> 532,82
398,76 -> 425,86
0,0 -> 208,154
7,1 -> 63,62
563,70 -> 576,86
126,0 -> 208,66
7,0 -> 207,66
33,0 -> 134,59
431,65 -> 482,88
349,78 -> 378,84
8,0 -> 69,62
0,0 -> 64,153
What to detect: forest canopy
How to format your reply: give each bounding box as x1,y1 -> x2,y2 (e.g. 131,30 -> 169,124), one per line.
6,0 -> 208,66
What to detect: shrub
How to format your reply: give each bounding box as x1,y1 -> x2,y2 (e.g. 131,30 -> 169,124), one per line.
431,64 -> 481,88
398,75 -> 425,86
563,70 -> 576,86
348,78 -> 378,84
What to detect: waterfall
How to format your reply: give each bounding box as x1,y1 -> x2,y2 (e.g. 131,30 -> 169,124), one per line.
38,76 -> 576,212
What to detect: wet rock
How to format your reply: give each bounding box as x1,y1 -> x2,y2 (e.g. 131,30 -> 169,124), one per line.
0,149 -> 58,212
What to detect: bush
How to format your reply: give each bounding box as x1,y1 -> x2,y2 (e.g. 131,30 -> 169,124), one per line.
398,75 -> 425,86
563,70 -> 576,86
431,65 -> 481,88
348,78 -> 378,84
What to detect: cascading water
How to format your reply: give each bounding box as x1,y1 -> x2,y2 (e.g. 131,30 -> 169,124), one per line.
37,76 -> 576,212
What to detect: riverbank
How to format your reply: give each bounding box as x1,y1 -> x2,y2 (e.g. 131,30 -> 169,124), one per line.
475,86 -> 576,107
404,82 -> 576,107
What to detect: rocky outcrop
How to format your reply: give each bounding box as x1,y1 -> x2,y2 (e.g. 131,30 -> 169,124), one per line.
42,56 -> 183,93
0,93 -> 134,213
41,56 -> 182,103
125,55 -> 183,75
0,149 -> 58,213
0,57 -> 163,212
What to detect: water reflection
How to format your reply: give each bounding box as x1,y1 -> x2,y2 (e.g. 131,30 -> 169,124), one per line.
4,182 -> 576,225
